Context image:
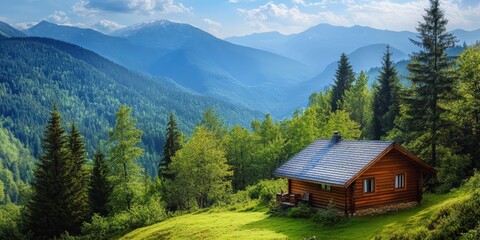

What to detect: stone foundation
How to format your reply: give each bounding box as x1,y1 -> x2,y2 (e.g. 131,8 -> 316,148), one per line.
353,201 -> 418,216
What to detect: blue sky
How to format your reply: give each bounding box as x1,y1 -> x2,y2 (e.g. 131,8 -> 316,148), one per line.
1,0 -> 479,38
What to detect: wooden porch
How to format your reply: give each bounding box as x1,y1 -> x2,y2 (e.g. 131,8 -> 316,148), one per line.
276,192 -> 310,207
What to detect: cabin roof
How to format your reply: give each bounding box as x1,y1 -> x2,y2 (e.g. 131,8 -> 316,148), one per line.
274,139 -> 395,186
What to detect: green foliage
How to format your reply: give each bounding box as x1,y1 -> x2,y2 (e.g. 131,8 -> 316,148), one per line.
454,44 -> 480,169
436,147 -> 471,192
224,125 -> 257,190
403,0 -> 457,167
331,53 -> 355,112
0,125 -> 34,204
168,127 -> 232,210
199,108 -> 228,138
0,37 -> 261,179
318,110 -> 362,140
245,179 -> 287,204
376,172 -> 480,239
343,71 -> 372,137
68,123 -> 90,228
372,46 -> 400,140
106,105 -> 144,213
288,202 -> 315,218
89,149 -> 110,217
158,112 -> 182,180
26,105 -> 82,238
0,204 -> 26,240
81,198 -> 167,240
312,200 -> 339,225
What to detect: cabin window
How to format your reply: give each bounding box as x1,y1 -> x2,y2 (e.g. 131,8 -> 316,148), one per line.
395,174 -> 405,189
363,178 -> 375,193
319,183 -> 331,191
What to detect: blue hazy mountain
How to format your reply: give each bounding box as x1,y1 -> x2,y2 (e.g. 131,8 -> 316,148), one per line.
227,23 -> 480,73
0,21 -> 26,37
26,20 -> 313,116
25,21 -> 159,70
0,37 -> 262,176
305,44 -> 406,88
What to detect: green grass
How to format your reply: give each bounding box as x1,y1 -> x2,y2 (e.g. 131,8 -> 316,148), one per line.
120,194 -> 455,240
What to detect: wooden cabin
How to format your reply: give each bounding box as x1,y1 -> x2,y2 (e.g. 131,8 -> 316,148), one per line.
274,132 -> 435,216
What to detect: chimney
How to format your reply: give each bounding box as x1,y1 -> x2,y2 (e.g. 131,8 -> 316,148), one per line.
331,131 -> 341,144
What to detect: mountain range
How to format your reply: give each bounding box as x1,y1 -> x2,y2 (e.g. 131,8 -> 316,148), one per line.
0,37 -> 261,177
25,20 -> 313,116
0,19 -> 478,119
226,24 -> 480,73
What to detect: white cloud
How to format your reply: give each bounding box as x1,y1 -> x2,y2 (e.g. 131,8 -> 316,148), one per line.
14,22 -> 38,30
72,0 -> 191,16
238,0 -> 480,35
203,18 -> 222,27
238,1 -> 347,33
344,0 -> 480,31
92,19 -> 125,33
48,11 -> 71,25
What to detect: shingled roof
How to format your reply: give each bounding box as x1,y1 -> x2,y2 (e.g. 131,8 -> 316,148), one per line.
274,137 -> 394,186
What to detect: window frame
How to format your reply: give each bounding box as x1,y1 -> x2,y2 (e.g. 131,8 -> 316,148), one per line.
395,173 -> 406,191
319,183 -> 331,191
363,177 -> 375,194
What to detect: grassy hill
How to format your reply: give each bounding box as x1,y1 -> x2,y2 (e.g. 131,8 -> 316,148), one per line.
120,193 -> 454,240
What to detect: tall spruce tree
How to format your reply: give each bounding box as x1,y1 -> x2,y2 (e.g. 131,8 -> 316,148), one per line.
158,112 -> 182,180
26,105 -> 74,239
67,123 -> 90,233
106,104 -> 144,213
331,53 -> 355,112
405,0 -> 456,167
372,46 -> 401,140
89,149 -> 110,216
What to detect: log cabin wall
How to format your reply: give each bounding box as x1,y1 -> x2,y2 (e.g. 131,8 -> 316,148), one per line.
290,179 -> 345,209
353,148 -> 420,210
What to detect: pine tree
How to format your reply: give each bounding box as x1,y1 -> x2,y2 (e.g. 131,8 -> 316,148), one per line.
372,46 -> 401,140
67,123 -> 90,232
89,149 -> 110,216
26,104 -> 74,239
331,53 -> 355,112
106,104 -> 144,213
405,0 -> 456,167
158,112 -> 182,180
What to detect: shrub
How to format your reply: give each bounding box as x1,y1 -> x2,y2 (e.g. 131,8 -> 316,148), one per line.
312,200 -> 339,225
80,198 -> 167,240
246,179 -> 287,204
288,202 -> 315,218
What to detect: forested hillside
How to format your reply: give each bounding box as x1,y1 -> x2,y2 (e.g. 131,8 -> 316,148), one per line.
0,37 -> 261,177
0,125 -> 33,204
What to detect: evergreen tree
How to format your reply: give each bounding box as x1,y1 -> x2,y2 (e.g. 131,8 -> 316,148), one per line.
331,53 -> 355,112
404,0 -> 457,167
26,105 -> 74,239
372,46 -> 401,139
158,112 -> 182,180
89,149 -> 110,217
67,123 -> 90,233
106,104 -> 144,213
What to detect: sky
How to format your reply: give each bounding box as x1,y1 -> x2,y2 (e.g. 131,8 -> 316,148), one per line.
1,0 -> 479,38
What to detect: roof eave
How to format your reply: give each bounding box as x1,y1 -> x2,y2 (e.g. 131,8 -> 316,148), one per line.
274,174 -> 345,188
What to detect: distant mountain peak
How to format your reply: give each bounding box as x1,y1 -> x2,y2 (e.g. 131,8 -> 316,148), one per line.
112,19 -> 188,37
0,21 -> 27,37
